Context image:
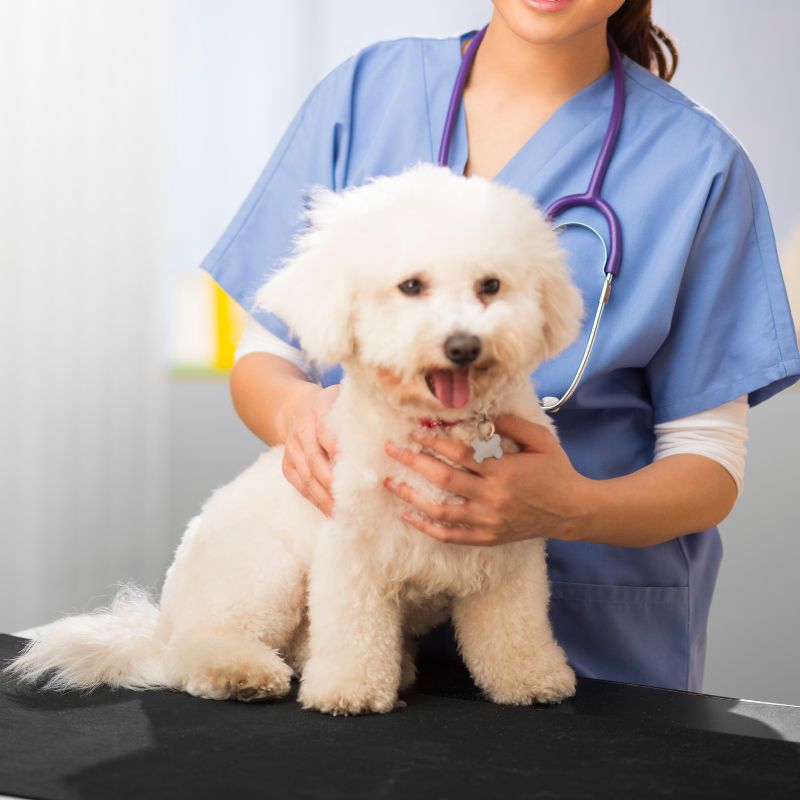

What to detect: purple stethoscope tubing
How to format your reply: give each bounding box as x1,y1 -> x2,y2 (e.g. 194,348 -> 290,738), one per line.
438,24 -> 626,412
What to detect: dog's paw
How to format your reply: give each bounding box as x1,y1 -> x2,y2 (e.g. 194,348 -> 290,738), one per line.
183,653 -> 294,703
398,646 -> 418,691
298,671 -> 397,716
298,682 -> 397,716
482,651 -> 576,706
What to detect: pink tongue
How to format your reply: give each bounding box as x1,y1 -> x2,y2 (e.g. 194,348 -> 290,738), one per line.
432,369 -> 471,409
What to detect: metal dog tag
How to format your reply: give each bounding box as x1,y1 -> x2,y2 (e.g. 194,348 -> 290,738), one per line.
471,433 -> 503,464
471,414 -> 503,464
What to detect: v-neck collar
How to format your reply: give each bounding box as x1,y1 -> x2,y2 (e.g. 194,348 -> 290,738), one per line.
423,30 -> 619,189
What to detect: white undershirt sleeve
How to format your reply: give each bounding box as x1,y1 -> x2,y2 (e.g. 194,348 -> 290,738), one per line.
653,394 -> 749,498
234,314 -> 314,378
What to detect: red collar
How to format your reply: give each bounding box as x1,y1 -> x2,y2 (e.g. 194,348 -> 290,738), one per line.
419,417 -> 465,429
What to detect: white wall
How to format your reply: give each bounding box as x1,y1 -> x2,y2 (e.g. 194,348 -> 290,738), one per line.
655,0 -> 800,242
0,0 -> 171,630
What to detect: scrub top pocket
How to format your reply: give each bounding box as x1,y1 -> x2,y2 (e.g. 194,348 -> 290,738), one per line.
549,581 -> 691,691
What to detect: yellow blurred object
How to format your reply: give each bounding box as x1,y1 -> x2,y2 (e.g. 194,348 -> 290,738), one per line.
170,271 -> 245,377
779,221 -> 800,347
213,280 -> 245,371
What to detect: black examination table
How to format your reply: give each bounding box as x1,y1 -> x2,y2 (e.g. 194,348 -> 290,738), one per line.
1,633 -> 799,799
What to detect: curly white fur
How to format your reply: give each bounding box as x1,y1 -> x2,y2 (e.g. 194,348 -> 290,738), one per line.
6,163 -> 584,714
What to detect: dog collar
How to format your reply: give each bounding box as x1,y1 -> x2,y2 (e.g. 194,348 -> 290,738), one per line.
417,412 -> 504,464
418,417 -> 465,429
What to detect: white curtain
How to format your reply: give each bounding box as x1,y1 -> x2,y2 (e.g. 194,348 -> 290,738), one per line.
0,0 -> 171,630
0,0 -> 491,634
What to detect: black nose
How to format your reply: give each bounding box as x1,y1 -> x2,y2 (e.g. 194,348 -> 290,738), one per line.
444,333 -> 482,367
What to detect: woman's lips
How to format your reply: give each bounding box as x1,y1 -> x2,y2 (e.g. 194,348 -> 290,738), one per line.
521,0 -> 575,12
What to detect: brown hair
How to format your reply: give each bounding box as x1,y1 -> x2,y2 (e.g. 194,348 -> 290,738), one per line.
608,0 -> 678,82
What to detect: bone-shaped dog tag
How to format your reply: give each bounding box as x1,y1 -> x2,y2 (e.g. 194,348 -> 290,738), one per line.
471,433 -> 503,464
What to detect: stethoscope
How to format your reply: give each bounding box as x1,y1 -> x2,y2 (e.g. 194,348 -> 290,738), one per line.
438,24 -> 625,414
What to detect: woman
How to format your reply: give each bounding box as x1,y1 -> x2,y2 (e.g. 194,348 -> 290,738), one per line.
202,0 -> 800,692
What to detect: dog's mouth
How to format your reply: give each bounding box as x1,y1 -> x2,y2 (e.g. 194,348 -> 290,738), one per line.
424,369 -> 471,409
423,360 -> 497,409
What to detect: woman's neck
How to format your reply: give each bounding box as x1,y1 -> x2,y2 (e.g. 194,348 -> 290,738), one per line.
469,12 -> 611,104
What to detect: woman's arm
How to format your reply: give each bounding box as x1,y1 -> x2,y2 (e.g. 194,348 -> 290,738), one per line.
230,352 -> 339,517
230,352 -> 319,446
574,453 -> 737,547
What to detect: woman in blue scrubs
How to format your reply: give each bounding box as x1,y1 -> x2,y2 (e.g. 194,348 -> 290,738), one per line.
203,0 -> 800,692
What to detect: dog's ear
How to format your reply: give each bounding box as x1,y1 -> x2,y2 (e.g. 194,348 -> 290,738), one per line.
255,186 -> 354,366
539,261 -> 585,360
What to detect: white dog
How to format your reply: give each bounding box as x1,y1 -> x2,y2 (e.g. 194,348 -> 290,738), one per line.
8,163 -> 583,715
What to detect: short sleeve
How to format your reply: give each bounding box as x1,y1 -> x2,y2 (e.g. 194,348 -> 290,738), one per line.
646,148 -> 800,424
200,64 -> 351,346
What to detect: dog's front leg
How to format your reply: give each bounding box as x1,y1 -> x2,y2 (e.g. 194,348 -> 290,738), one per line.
452,541 -> 576,705
298,533 -> 402,716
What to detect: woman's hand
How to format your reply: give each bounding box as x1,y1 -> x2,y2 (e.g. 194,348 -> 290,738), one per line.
282,384 -> 340,518
383,414 -> 593,546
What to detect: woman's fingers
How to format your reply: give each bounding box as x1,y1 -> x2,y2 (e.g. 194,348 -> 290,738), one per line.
399,511 -> 498,547
284,428 -> 335,516
307,437 -> 335,490
385,442 -> 484,498
314,386 -> 340,460
278,383 -> 341,518
282,457 -> 334,517
292,420 -> 335,487
408,432 -> 484,472
317,422 -> 338,462
493,414 -> 556,453
384,478 -> 476,527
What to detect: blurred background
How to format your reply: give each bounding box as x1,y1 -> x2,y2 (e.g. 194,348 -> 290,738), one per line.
1,0 -> 798,704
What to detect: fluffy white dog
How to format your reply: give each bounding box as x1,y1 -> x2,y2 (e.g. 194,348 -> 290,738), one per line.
8,163 -> 584,715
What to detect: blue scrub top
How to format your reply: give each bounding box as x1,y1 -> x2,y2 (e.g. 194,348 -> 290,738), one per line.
202,31 -> 800,692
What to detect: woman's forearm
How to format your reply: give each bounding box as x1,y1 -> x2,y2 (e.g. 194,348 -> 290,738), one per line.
229,352 -> 319,446
570,454 -> 739,548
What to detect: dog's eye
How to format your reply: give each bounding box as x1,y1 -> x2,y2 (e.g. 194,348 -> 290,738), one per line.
478,278 -> 501,296
398,278 -> 425,296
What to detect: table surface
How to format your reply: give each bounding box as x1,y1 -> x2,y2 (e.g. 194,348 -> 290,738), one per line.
1,633 -> 799,800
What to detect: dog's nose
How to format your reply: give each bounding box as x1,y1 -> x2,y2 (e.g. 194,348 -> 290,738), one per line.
444,333 -> 482,367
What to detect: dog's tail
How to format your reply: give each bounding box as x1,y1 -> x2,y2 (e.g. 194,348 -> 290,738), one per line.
4,585 -> 167,691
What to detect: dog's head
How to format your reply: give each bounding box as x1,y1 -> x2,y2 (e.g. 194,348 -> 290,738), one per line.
256,163 -> 583,417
